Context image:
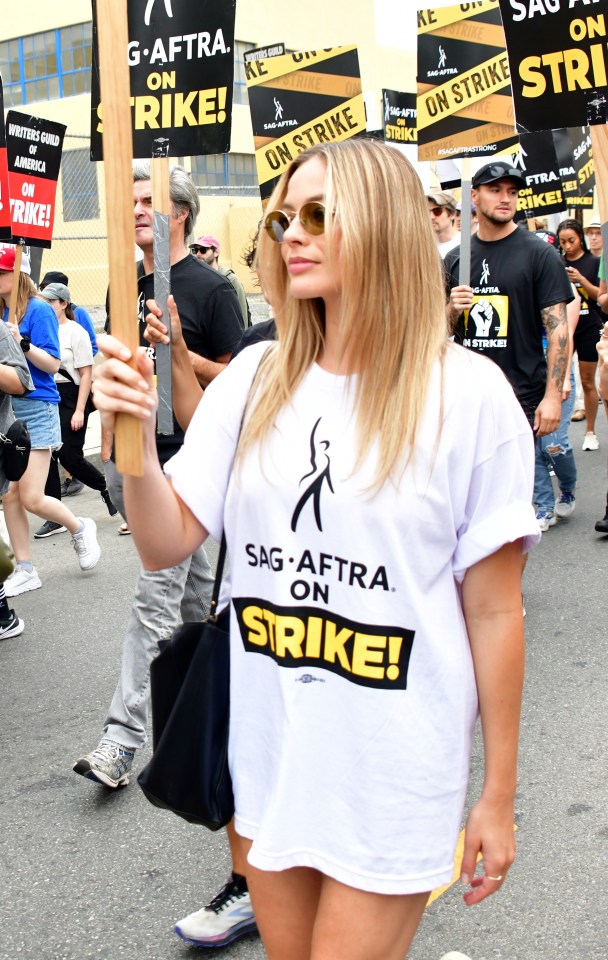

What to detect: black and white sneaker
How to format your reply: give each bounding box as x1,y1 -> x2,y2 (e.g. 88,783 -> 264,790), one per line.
61,478 -> 84,496
0,609 -> 24,640
175,873 -> 258,948
34,521 -> 67,539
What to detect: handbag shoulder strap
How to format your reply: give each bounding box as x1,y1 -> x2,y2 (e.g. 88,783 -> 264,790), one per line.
207,344 -> 272,621
208,533 -> 227,621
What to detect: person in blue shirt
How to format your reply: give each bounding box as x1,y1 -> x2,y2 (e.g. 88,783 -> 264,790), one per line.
40,271 -> 98,355
0,246 -> 101,596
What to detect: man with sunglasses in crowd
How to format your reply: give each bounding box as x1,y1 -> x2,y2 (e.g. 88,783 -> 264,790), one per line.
427,190 -> 461,257
190,234 -> 251,329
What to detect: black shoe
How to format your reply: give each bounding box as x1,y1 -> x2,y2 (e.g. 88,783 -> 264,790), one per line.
595,512 -> 608,533
61,478 -> 84,497
34,520 -> 68,539
100,489 -> 118,517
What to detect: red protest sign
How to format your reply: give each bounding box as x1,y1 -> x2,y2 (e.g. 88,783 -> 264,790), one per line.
5,111 -> 66,248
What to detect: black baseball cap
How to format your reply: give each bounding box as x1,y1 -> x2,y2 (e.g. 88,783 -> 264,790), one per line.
472,162 -> 526,191
40,270 -> 69,288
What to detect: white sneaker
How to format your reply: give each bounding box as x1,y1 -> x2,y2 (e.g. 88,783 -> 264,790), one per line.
582,432 -> 599,451
554,492 -> 576,518
175,874 -> 257,948
4,566 -> 42,597
438,954 -> 473,960
536,510 -> 557,533
71,518 -> 101,571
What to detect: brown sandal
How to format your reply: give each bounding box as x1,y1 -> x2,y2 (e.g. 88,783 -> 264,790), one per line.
118,522 -> 131,536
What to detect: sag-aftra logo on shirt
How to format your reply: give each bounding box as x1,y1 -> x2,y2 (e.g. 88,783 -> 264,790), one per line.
232,598 -> 415,691
232,417 -> 416,690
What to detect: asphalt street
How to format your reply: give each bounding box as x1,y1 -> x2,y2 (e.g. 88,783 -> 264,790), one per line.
1,412 -> 607,960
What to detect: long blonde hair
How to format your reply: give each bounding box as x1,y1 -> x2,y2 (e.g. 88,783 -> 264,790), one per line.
241,139 -> 448,488
0,272 -> 38,323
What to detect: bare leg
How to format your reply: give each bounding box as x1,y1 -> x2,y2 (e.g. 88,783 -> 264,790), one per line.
3,450 -> 82,561
242,836 -> 429,960
579,360 -> 598,435
226,819 -> 249,877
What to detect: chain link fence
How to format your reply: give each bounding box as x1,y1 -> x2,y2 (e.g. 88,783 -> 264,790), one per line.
45,135 -> 267,326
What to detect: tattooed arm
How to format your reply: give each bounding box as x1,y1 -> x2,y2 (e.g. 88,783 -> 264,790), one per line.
536,301 -> 569,437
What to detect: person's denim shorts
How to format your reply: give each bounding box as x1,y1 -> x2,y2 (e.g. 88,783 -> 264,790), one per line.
11,398 -> 62,451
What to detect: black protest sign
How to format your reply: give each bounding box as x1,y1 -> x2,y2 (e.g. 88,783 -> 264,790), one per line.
91,0 -> 236,160
417,1 -> 518,161
498,0 -> 608,133
244,43 -> 285,63
510,130 -> 567,220
5,111 -> 66,248
0,78 -> 10,240
383,90 -> 417,144
247,46 -> 365,201
553,126 -> 595,207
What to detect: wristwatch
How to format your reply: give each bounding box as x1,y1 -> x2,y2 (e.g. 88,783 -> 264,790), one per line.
20,335 -> 31,353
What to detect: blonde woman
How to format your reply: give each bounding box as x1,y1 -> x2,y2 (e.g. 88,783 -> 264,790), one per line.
93,140 -> 538,960
0,247 -> 100,596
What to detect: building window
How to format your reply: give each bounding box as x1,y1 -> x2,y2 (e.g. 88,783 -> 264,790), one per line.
61,148 -> 100,222
191,154 -> 258,195
0,23 -> 91,107
233,40 -> 253,107
226,153 -> 258,189
61,22 -> 93,98
0,38 -> 25,107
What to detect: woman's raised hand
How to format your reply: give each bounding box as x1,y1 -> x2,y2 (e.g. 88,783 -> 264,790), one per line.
91,335 -> 157,431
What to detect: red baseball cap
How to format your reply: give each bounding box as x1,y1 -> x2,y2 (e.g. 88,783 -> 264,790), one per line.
0,245 -> 32,275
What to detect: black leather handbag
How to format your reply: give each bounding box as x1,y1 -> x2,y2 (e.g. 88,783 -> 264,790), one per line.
1,419 -> 31,481
137,536 -> 234,830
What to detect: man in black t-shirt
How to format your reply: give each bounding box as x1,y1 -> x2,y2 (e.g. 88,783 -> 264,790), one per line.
445,161 -> 571,436
75,166 -> 240,759
74,164 -> 255,948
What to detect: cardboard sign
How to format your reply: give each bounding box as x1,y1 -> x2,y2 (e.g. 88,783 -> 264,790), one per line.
383,90 -> 417,144
553,126 -> 595,208
90,0 -> 236,160
498,0 -> 608,133
0,79 -> 11,241
510,130 -> 567,219
246,46 -> 365,201
417,1 -> 518,161
5,111 -> 66,249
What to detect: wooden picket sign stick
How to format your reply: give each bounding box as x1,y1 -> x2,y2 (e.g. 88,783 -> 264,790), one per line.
590,124 -> 608,255
96,0 -> 143,476
151,151 -> 174,435
7,244 -> 23,326
458,156 -> 472,287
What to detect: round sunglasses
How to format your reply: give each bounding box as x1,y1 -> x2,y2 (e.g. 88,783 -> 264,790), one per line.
264,201 -> 326,243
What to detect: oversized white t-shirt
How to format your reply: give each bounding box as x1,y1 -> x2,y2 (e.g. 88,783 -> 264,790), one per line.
165,341 -> 539,895
55,320 -> 93,385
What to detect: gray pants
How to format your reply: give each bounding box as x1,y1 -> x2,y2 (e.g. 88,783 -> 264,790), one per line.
102,459 -> 215,750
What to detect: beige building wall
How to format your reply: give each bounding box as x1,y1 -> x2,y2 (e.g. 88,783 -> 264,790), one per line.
2,1 -> 415,307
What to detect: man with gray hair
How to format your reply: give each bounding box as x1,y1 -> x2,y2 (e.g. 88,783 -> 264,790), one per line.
73,164 -> 242,787
73,163 -> 249,945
